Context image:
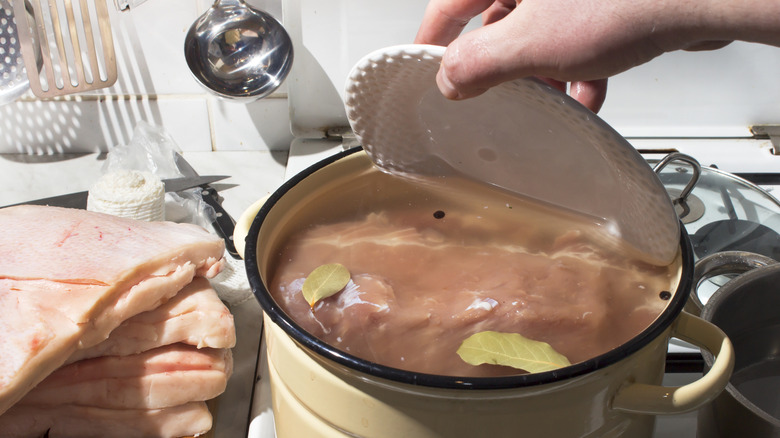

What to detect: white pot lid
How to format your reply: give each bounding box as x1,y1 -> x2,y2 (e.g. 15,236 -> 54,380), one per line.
345,44 -> 680,266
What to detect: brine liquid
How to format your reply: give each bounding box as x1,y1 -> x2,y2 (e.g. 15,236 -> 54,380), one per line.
269,166 -> 680,377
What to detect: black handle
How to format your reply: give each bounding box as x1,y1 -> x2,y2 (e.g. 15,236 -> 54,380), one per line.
200,186 -> 240,259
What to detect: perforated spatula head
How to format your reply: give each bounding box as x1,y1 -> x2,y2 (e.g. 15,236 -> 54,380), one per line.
344,45 -> 680,266
13,0 -> 117,97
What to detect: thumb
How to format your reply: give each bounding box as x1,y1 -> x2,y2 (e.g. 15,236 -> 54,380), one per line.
436,17 -> 534,100
570,79 -> 608,113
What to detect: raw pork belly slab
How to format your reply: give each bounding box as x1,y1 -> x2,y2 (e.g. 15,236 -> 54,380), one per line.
67,277 -> 236,363
0,401 -> 213,438
19,344 -> 233,409
0,205 -> 225,415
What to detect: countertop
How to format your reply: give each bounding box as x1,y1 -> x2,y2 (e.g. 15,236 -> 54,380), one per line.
0,147 -> 702,437
0,150 -> 288,220
0,149 -> 287,437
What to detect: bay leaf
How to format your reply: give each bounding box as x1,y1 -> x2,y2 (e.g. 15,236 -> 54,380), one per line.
457,331 -> 571,374
302,263 -> 351,308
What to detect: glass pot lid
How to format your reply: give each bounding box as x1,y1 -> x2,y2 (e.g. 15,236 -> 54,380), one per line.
344,44 -> 680,266
655,155 -> 780,261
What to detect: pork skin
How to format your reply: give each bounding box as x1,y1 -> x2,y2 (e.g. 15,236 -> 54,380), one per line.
0,206 -> 225,415
20,344 -> 232,410
0,401 -> 213,438
67,277 -> 236,363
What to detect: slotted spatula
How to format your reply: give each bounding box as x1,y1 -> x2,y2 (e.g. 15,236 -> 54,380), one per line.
13,0 -> 117,97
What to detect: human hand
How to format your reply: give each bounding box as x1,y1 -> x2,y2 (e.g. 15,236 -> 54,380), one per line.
414,0 -> 776,112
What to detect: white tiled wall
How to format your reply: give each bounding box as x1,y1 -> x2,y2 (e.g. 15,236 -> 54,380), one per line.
7,0 -> 780,157
0,0 -> 293,154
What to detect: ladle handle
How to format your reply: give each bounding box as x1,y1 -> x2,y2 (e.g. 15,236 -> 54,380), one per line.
611,311 -> 734,415
213,0 -> 244,7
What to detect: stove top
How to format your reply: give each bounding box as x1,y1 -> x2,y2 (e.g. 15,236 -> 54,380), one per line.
247,139 -> 780,438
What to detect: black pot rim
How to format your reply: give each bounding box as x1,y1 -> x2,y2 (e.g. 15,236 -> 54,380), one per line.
245,147 -> 695,390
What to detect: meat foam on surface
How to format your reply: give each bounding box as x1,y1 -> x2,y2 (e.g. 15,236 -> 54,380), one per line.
0,205 -> 225,415
271,210 -> 678,377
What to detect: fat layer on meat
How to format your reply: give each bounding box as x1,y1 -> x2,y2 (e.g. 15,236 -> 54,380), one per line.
0,206 -> 225,415
67,277 -> 236,363
18,344 -> 232,409
0,401 -> 213,438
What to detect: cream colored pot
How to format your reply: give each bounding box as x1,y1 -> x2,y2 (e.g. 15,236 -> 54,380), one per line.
239,148 -> 734,438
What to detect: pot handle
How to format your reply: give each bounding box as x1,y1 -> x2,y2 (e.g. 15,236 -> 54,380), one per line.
685,251 -> 777,316
652,152 -> 701,206
232,195 -> 270,259
611,311 -> 734,415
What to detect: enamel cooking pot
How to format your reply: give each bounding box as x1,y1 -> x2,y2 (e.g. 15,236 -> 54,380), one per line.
240,147 -> 734,438
691,251 -> 780,437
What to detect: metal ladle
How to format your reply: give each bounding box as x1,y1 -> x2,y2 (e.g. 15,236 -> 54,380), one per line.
184,0 -> 293,101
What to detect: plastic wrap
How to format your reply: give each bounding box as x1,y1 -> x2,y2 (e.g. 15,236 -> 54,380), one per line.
101,121 -> 215,228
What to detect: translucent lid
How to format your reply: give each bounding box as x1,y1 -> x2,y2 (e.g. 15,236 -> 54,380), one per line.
345,44 -> 680,265
657,159 -> 780,261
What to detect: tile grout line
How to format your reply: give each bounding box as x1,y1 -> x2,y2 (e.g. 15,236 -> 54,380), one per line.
206,97 -> 217,152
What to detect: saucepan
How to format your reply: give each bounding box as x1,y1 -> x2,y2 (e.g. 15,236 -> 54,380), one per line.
238,44 -> 735,437
237,145 -> 735,438
691,251 -> 780,438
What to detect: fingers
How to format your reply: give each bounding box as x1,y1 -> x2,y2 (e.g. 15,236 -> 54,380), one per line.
436,67 -> 486,100
523,78 -> 608,113
435,15 -> 533,99
569,79 -> 608,113
537,78 -> 568,94
438,37 -> 608,113
682,40 -> 732,51
415,0 -> 498,45
416,0 -> 529,100
418,0 -> 610,112
482,0 -> 517,25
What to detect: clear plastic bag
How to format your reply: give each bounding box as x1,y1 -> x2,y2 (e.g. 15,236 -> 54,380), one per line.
114,0 -> 149,12
101,121 -> 215,228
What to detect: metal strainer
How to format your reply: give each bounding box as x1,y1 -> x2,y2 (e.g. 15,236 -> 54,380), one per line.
345,44 -> 681,266
0,0 -> 30,105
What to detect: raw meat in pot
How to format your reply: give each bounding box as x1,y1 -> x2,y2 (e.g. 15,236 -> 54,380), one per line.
271,211 -> 674,377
